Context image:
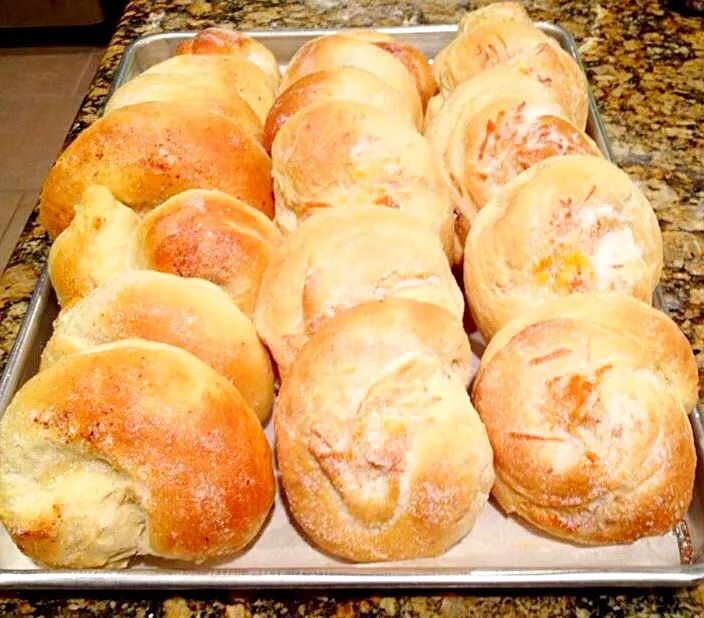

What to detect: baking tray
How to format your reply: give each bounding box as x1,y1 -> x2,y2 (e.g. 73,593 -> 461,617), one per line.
1,23 -> 704,590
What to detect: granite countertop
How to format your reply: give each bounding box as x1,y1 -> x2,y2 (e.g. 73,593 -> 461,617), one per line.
0,0 -> 702,615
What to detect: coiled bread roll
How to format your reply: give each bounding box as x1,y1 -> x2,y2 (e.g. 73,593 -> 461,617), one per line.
140,55 -> 275,123
175,27 -> 280,87
271,99 -> 455,261
457,1 -> 530,32
48,186 -> 280,316
255,208 -> 464,375
263,66 -> 419,152
472,292 -> 697,545
41,271 -> 275,422
425,69 -> 600,246
39,102 -> 274,238
279,33 -> 423,126
464,156 -> 663,341
104,73 -> 264,143
276,299 -> 494,562
0,340 -> 275,568
433,9 -> 588,128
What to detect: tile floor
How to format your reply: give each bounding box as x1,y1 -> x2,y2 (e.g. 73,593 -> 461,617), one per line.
0,44 -> 103,271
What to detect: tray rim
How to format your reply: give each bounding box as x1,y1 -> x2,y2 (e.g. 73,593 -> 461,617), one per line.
0,22 -> 701,590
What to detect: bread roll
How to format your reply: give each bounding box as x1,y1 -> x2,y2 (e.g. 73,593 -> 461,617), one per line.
48,186 -> 138,308
0,340 -> 275,568
41,271 -> 275,422
255,208 -> 464,375
104,73 -> 263,143
279,34 -> 422,127
276,299 -> 493,562
141,55 -> 275,123
464,155 -> 663,341
472,292 -> 697,545
458,2 -> 530,33
271,99 -> 456,261
48,187 -> 280,316
175,28 -> 280,87
263,66 -> 418,152
425,69 -> 601,246
336,30 -> 437,109
433,16 -> 588,128
39,102 -> 273,238
134,189 -> 281,317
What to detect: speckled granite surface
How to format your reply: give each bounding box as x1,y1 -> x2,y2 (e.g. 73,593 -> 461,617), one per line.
0,0 -> 702,616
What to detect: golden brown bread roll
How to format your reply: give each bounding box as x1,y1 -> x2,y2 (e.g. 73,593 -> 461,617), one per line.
48,186 -> 139,308
276,299 -> 494,562
39,102 -> 274,238
425,69 -> 601,248
433,13 -> 588,128
175,27 -> 280,87
0,340 -> 275,568
41,271 -> 275,422
255,208 -> 464,375
48,187 -> 280,316
271,99 -> 456,261
141,54 -> 275,123
263,66 -> 418,152
134,189 -> 280,317
104,73 -> 264,143
335,30 -> 437,109
472,292 -> 697,545
464,155 -> 663,341
279,34 -> 422,127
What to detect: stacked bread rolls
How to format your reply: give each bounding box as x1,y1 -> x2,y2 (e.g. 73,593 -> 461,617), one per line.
431,4 -> 696,544
261,29 -> 494,561
0,10 -> 699,570
1,29 -> 281,568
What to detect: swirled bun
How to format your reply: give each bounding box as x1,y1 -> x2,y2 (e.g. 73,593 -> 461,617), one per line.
425,69 -> 600,246
39,102 -> 273,238
472,292 -> 697,545
0,340 -> 275,568
433,11 -> 588,128
41,271 -> 275,422
464,155 -> 663,340
276,299 -> 493,562
255,208 -> 464,375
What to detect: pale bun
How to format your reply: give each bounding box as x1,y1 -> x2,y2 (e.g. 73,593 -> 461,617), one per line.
472,292 -> 697,545
276,299 -> 493,562
271,99 -> 455,261
464,155 -> 663,341
255,207 -> 464,375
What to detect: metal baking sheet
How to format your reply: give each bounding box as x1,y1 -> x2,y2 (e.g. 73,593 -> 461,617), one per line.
1,23 -> 703,590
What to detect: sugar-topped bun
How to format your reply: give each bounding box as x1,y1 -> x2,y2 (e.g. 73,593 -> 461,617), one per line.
463,155 -> 663,341
276,299 -> 494,562
472,292 -> 697,545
